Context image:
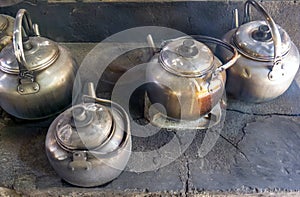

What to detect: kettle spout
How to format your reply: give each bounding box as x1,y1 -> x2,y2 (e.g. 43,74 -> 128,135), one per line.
147,34 -> 156,55
232,9 -> 239,29
87,82 -> 96,98
33,24 -> 40,36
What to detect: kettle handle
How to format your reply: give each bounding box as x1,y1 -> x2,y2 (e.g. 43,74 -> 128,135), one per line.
13,9 -> 37,76
191,35 -> 240,75
243,0 -> 283,79
157,35 -> 239,77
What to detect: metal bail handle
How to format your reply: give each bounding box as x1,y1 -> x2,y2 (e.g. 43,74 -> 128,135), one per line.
14,9 -> 40,94
156,35 -> 239,77
14,9 -> 36,72
243,0 -> 283,80
191,35 -> 239,75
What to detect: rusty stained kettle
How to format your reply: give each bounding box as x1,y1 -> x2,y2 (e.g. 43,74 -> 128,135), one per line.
219,0 -> 300,103
45,83 -> 132,187
146,35 -> 239,120
0,9 -> 78,119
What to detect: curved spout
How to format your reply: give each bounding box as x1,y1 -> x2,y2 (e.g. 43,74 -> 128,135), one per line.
232,9 -> 239,29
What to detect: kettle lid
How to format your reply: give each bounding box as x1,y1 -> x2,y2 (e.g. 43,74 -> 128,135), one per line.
0,37 -> 59,74
233,21 -> 291,61
55,103 -> 114,150
159,37 -> 214,77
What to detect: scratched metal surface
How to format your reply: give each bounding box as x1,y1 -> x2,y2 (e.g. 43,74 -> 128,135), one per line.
0,1 -> 300,196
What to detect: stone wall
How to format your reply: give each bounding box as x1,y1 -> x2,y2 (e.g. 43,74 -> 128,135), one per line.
1,0 -> 299,47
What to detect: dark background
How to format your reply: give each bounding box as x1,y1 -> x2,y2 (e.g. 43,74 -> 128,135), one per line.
1,0 -> 299,45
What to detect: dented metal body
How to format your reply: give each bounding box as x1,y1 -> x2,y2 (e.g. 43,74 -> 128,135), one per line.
0,9 -> 78,119
219,0 -> 300,103
45,83 -> 132,187
146,36 -> 238,120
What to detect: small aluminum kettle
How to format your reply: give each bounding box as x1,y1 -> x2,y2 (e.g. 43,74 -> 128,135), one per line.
146,35 -> 238,120
0,9 -> 78,119
45,83 -> 132,187
0,14 -> 14,51
219,0 -> 300,103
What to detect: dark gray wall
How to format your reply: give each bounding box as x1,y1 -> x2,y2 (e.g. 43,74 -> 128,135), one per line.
1,1 -> 299,48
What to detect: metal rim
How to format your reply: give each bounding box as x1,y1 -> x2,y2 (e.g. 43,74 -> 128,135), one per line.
54,104 -> 115,151
0,37 -> 60,74
191,35 -> 239,75
158,37 -> 215,78
0,9 -> 59,75
240,0 -> 283,69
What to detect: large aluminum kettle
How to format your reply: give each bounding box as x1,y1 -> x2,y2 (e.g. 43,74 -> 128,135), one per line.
0,9 -> 78,119
146,35 -> 238,120
219,0 -> 300,103
45,83 -> 131,187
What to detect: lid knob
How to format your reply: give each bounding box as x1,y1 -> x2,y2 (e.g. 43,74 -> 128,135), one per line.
72,106 -> 94,128
56,103 -> 114,150
252,24 -> 272,41
23,40 -> 33,50
183,40 -> 195,48
73,106 -> 87,122
178,39 -> 199,58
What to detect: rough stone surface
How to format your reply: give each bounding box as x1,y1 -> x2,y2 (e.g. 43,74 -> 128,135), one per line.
0,42 -> 300,195
235,116 -> 300,190
0,4 -> 300,193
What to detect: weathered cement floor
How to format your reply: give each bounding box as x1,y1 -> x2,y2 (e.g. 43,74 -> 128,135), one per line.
1,43 -> 300,196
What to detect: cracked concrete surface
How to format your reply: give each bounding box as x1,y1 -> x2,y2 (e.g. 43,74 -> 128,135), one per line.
1,40 -> 300,196
235,116 -> 300,190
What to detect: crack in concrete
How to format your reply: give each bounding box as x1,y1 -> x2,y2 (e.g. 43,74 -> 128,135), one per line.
235,123 -> 247,147
227,108 -> 300,117
224,109 -> 297,157
179,152 -> 191,196
173,132 -> 188,195
172,131 -> 183,146
177,153 -> 188,195
173,131 -> 191,195
185,156 -> 190,195
219,134 -> 249,162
